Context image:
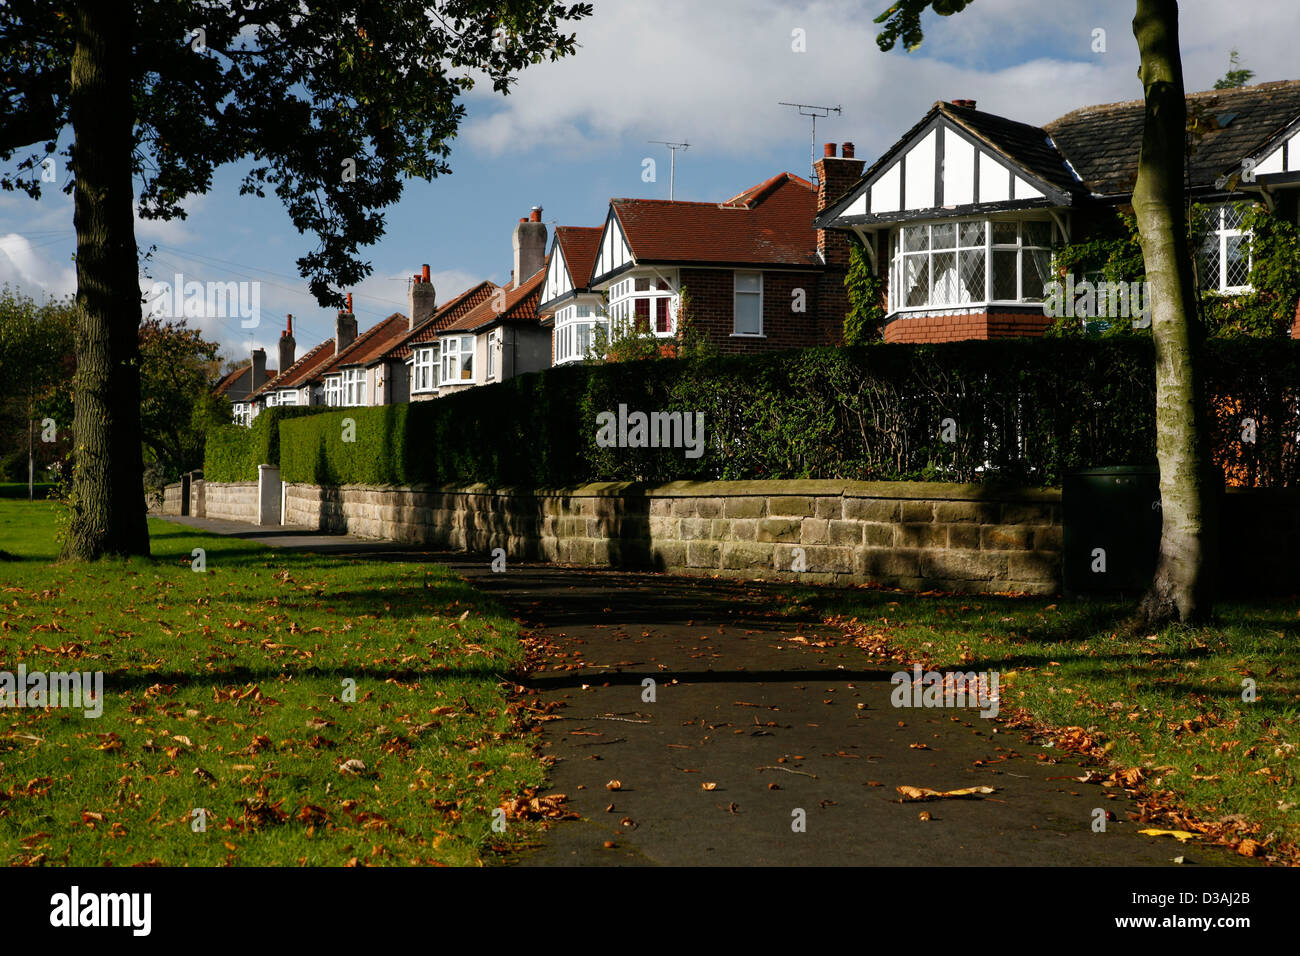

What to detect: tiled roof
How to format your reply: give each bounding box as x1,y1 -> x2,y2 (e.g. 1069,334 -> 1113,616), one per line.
610,173 -> 820,268
216,364 -> 276,399
312,313 -> 406,381
385,281 -> 498,360
1045,79 -> 1300,197
440,259 -> 548,334
553,226 -> 603,289
251,338 -> 334,397
943,101 -> 1082,196
328,312 -> 410,370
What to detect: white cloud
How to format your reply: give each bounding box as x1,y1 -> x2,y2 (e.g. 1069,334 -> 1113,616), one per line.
460,0 -> 1298,169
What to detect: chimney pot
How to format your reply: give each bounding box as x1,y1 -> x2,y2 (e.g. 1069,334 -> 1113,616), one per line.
823,142 -> 836,158
421,263 -> 431,282
346,292 -> 353,312
530,207 -> 542,222
842,142 -> 855,159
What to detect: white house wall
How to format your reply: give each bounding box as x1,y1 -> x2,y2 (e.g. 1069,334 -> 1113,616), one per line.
594,214 -> 633,278
854,122 -> 1053,220
541,245 -> 573,304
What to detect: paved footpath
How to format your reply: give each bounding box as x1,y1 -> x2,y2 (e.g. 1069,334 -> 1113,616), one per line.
162,516 -> 1251,867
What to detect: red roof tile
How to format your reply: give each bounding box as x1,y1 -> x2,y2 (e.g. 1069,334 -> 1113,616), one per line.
216,364 -> 277,399
252,338 -> 334,397
607,173 -> 819,272
312,313 -> 406,381
553,226 -> 603,289
440,259 -> 548,334
385,281 -> 499,360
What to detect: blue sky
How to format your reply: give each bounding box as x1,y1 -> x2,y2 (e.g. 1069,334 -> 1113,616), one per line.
1,0 -> 1295,363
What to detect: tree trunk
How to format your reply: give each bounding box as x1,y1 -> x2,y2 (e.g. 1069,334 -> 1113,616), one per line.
1130,0 -> 1216,624
64,1 -> 150,558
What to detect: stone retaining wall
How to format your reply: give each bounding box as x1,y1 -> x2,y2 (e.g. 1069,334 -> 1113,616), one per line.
203,481 -> 259,524
283,480 -> 1063,594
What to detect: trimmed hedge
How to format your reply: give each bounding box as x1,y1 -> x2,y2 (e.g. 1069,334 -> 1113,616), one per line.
0,482 -> 55,499
277,340 -> 1300,489
204,406 -> 331,482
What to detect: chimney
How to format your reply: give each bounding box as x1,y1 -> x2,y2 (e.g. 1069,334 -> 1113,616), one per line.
250,347 -> 267,392
513,206 -> 547,285
278,314 -> 296,375
409,264 -> 437,331
814,143 -> 867,268
335,293 -> 357,355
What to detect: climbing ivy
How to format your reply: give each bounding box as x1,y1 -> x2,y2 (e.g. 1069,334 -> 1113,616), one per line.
844,236 -> 886,344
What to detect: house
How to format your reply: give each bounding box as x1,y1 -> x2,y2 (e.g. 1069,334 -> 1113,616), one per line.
577,167 -> 861,354
537,225 -> 605,365
249,318 -> 335,413
428,209 -> 553,395
386,279 -> 498,401
814,80 -> 1300,343
216,347 -> 275,425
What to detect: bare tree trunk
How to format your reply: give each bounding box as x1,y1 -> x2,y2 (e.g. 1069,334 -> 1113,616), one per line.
64,0 -> 150,558
1130,0 -> 1216,624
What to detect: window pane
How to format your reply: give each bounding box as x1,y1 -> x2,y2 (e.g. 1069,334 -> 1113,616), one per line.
992,250 -> 1018,299
1225,234 -> 1249,287
1198,236 -> 1221,290
1023,247 -> 1052,300
655,297 -> 671,334
735,272 -> 761,292
903,224 -> 929,252
1022,220 -> 1052,247
931,223 -> 955,249
959,220 -> 985,247
958,248 -> 985,302
735,294 -> 761,335
932,251 -> 957,305
1221,204 -> 1246,231
992,221 -> 1018,245
634,277 -> 651,292
634,297 -> 650,331
461,351 -> 474,379
904,254 -> 930,306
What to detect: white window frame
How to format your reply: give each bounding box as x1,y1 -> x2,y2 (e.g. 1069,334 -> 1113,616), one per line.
440,335 -> 476,384
554,301 -> 607,364
1198,203 -> 1253,294
341,367 -> 365,406
486,328 -> 501,381
608,271 -> 678,338
276,389 -> 299,406
888,216 -> 1055,313
412,345 -> 437,393
323,375 -> 343,407
733,271 -> 764,336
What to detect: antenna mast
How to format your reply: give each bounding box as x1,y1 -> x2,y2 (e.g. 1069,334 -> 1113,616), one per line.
779,102 -> 842,183
648,140 -> 690,200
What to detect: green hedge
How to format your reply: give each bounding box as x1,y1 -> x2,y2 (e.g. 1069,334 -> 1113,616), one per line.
275,340 -> 1300,489
204,406 -> 331,482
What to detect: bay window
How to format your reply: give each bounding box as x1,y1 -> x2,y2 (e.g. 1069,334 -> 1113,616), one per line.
323,375 -> 342,407
889,217 -> 1056,311
341,367 -> 365,406
440,335 -> 475,383
609,273 -> 676,337
555,302 -> 607,364
412,345 -> 437,392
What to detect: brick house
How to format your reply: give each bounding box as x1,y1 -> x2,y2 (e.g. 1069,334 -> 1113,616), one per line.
386,278 -> 498,401
814,80 -> 1300,343
578,169 -> 861,355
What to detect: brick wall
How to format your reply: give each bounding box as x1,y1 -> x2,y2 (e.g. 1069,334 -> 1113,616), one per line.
884,308 -> 1053,343
680,267 -> 828,354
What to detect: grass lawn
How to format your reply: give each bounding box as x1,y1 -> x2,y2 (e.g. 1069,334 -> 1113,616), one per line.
0,500 -> 547,866
788,585 -> 1300,862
